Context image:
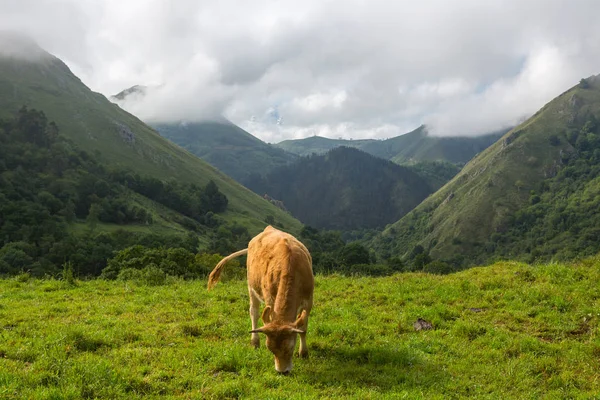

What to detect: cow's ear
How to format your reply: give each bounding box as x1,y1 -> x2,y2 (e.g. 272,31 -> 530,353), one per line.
262,306 -> 272,324
250,324 -> 274,335
294,310 -> 308,329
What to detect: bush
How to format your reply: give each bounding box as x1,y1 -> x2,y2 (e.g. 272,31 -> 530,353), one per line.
340,242 -> 371,266
423,261 -> 453,275
61,262 -> 76,286
387,257 -> 405,272
345,263 -> 393,277
102,246 -> 210,280
117,268 -> 144,281
15,272 -> 31,282
141,264 -> 166,286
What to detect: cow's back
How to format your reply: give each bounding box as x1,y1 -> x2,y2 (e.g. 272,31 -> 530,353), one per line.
247,226 -> 313,309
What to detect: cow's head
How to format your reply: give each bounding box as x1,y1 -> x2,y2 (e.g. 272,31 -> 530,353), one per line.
250,306 -> 307,374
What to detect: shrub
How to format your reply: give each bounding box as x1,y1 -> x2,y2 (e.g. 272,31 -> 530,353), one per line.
141,264 -> 166,286
61,262 -> 76,286
423,261 -> 453,275
117,268 -> 144,282
346,263 -> 393,277
15,272 -> 31,282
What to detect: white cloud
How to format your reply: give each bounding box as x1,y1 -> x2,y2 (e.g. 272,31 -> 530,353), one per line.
1,0 -> 600,141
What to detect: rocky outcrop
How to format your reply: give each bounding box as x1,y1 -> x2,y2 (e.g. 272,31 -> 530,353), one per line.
263,194 -> 288,212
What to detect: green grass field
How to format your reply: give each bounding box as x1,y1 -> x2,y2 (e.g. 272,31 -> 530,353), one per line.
1,258 -> 599,399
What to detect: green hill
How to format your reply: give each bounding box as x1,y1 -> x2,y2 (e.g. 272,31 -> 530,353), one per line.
245,147 -> 434,230
1,256 -> 599,398
360,126 -> 507,165
275,136 -> 376,157
150,120 -> 296,185
275,127 -> 504,165
372,75 -> 600,268
0,35 -> 301,236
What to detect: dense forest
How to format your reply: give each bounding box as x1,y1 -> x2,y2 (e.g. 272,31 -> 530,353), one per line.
0,107 -> 238,277
374,115 -> 600,271
0,107 -> 402,279
491,117 -> 600,261
151,120 -> 295,185
245,147 -> 434,230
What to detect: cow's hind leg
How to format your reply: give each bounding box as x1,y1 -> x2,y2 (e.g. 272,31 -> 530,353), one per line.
249,287 -> 261,348
298,313 -> 310,358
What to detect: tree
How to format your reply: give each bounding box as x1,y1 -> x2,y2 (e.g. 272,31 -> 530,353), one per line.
203,180 -> 228,213
340,242 -> 370,266
580,78 -> 590,89
413,253 -> 432,270
0,242 -> 34,274
86,203 -> 101,231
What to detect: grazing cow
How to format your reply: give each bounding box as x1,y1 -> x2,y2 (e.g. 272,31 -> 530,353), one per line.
207,225 -> 314,374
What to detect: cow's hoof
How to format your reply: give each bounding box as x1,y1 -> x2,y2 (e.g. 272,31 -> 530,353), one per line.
298,350 -> 309,359
251,338 -> 260,349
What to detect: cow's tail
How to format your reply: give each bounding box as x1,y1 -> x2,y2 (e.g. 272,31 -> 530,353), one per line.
207,249 -> 248,290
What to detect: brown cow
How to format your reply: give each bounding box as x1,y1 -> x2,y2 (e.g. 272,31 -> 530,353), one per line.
207,226 -> 314,374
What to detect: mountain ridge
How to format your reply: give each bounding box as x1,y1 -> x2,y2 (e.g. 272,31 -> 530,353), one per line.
0,39 -> 302,235
371,74 -> 600,267
275,125 -> 506,165
111,86 -> 297,184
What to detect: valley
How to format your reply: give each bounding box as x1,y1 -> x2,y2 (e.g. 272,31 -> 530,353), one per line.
2,4 -> 600,399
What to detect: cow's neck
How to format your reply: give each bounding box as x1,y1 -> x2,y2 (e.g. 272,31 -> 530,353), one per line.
272,265 -> 298,323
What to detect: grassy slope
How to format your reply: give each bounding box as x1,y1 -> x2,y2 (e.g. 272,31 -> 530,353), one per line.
151,121 -> 296,183
0,257 -> 599,398
374,77 -> 600,263
0,53 -> 301,235
360,126 -> 506,165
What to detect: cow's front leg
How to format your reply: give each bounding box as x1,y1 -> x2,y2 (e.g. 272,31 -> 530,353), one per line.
249,288 -> 261,348
298,315 -> 309,358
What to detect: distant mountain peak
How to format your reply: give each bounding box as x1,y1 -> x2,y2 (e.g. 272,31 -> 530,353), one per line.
111,85 -> 148,101
111,84 -> 231,125
0,31 -> 50,61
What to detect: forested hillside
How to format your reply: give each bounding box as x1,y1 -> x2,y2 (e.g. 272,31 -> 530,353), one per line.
245,147 -> 433,230
0,108 -> 252,276
151,121 -> 295,185
0,35 -> 301,235
112,85 -> 296,184
372,76 -> 600,268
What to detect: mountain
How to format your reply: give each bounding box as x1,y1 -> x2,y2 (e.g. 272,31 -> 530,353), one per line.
150,121 -> 296,185
244,147 -> 434,230
111,84 -> 147,101
112,86 -> 296,184
275,136 -> 376,157
360,126 -> 507,165
0,34 -> 301,236
371,75 -> 600,268
407,161 -> 462,191
275,126 -> 505,165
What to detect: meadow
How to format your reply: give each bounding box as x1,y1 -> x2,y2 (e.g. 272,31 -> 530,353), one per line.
0,258 -> 599,399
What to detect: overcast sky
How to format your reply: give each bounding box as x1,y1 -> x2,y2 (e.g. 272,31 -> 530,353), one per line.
2,0 -> 600,142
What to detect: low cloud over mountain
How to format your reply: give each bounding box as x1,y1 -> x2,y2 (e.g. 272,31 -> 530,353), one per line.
3,0 -> 600,141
